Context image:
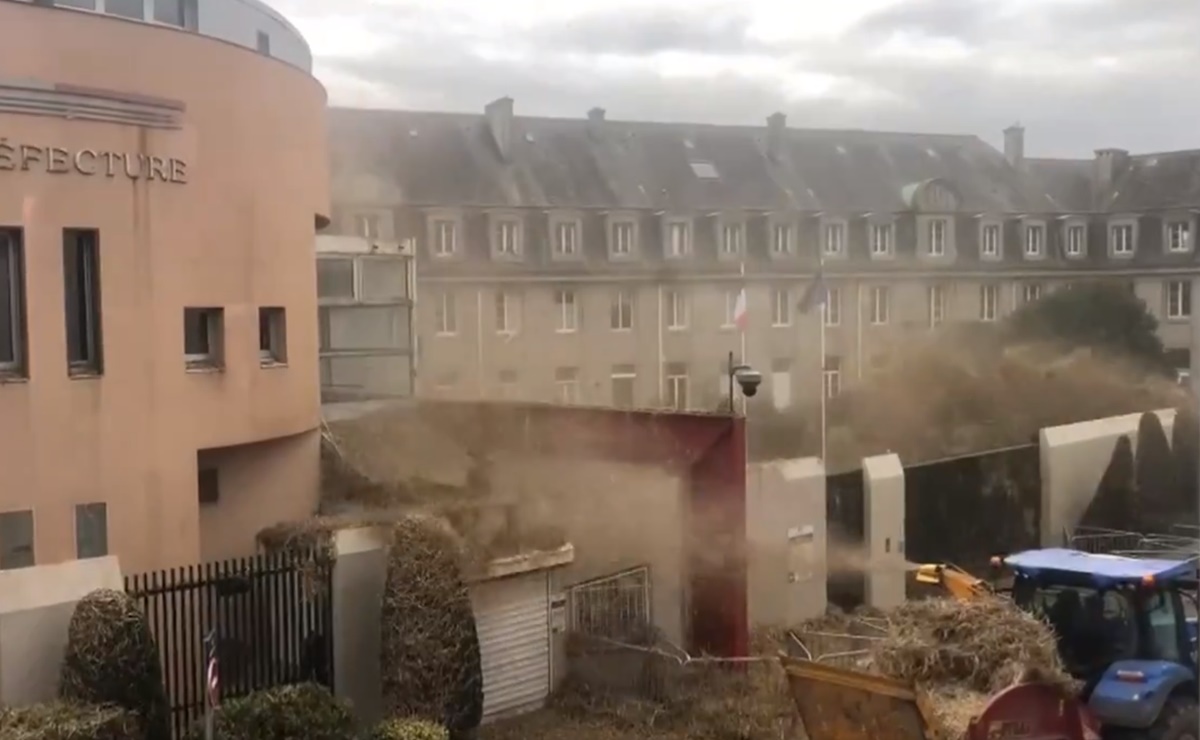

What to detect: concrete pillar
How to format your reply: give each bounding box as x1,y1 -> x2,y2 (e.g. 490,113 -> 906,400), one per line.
863,454 -> 906,609
331,527 -> 389,725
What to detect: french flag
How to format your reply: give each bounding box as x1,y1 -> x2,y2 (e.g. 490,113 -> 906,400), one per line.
798,270 -> 828,314
733,288 -> 748,330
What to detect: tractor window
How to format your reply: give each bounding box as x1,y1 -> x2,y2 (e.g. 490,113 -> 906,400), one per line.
1013,582 -> 1138,675
1143,591 -> 1185,664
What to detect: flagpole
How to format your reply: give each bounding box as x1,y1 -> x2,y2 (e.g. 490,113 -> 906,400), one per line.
739,261 -> 747,415
818,254 -> 827,464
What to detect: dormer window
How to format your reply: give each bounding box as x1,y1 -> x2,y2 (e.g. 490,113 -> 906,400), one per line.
1064,223 -> 1085,257
720,221 -> 743,258
610,219 -> 636,258
1167,221 -> 1191,253
553,218 -> 580,258
823,222 -> 845,257
928,219 -> 948,256
1110,221 -> 1135,256
870,223 -> 893,257
1023,222 -> 1045,258
433,219 -> 457,257
494,218 -> 522,257
771,223 -> 793,256
980,222 -> 1001,259
666,219 -> 691,258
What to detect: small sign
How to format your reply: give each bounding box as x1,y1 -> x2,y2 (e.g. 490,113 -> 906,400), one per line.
550,595 -> 567,633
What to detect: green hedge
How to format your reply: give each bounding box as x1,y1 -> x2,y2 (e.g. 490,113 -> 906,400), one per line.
369,718 -> 450,740
0,701 -> 141,740
193,683 -> 355,740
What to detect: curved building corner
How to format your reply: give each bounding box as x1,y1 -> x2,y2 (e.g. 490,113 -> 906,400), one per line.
0,0 -> 329,572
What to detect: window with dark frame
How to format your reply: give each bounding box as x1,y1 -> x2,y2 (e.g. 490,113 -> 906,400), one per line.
152,0 -> 185,26
0,229 -> 26,376
0,509 -> 34,570
104,0 -> 144,19
198,468 -> 219,504
74,503 -> 108,559
63,229 -> 103,376
256,30 -> 271,55
183,307 -> 224,368
258,307 -> 287,365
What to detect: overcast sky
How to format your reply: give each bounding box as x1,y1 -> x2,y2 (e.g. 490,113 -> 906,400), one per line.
273,0 -> 1196,158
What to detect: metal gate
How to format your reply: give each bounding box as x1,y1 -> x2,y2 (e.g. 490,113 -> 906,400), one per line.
125,550 -> 334,738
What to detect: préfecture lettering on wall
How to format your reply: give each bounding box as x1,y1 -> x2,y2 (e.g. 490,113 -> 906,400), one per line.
0,139 -> 188,184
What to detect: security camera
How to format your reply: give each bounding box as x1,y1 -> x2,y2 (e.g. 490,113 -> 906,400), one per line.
734,368 -> 762,397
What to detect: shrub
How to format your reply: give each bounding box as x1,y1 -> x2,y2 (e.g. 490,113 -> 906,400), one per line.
369,718 -> 450,740
195,683 -> 354,740
0,701 -> 141,740
59,588 -> 170,740
380,517 -> 484,736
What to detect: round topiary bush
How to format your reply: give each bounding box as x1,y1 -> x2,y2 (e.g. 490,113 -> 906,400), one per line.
380,517 -> 483,737
59,588 -> 170,740
195,683 -> 354,740
369,718 -> 450,740
0,701 -> 141,740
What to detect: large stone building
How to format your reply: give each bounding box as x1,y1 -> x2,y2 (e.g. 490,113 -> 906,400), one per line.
326,99 -> 1197,411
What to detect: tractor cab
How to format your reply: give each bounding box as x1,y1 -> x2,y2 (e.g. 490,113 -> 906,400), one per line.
1002,548 -> 1198,737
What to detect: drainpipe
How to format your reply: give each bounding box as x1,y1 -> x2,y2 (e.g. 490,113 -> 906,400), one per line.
408,244 -> 418,396
475,289 -> 484,399
855,282 -> 864,380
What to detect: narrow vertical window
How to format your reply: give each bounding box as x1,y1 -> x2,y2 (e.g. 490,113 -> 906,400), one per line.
63,229 -> 103,376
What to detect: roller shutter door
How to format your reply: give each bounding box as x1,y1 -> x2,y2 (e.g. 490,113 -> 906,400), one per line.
471,573 -> 551,722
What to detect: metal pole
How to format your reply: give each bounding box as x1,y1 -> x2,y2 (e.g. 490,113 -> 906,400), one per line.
727,350 -> 735,412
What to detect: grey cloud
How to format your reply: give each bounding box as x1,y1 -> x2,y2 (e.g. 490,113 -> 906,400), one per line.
850,0 -> 997,43
526,7 -> 761,55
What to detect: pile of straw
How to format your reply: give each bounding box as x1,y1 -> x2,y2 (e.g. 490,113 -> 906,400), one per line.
380,517 -> 484,737
58,589 -> 170,740
0,701 -> 140,740
869,598 -> 1074,739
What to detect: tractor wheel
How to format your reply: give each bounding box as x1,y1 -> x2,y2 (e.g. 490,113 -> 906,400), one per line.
1143,696 -> 1199,740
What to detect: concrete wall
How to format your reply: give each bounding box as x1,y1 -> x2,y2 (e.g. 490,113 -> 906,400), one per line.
330,527 -> 390,725
745,457 -> 826,627
0,556 -> 123,706
863,453 -> 906,609
1039,408 -> 1176,546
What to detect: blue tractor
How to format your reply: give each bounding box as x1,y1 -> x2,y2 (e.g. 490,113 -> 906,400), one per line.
1001,548 -> 1198,740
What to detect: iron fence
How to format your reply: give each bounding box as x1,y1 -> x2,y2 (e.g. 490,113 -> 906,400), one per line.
125,550 -> 334,738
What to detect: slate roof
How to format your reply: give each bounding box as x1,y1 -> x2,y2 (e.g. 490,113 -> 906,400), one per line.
327,107 -> 1200,217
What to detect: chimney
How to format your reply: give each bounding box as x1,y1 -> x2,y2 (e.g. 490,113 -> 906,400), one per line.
1093,147 -> 1130,199
587,107 -> 606,138
485,96 -> 514,161
1003,123 -> 1024,169
766,112 -> 786,162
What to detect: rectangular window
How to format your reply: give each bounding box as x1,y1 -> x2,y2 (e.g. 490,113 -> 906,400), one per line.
870,224 -> 892,256
928,285 -> 946,327
555,367 -> 581,404
0,509 -> 34,570
824,286 -> 841,327
496,220 -> 521,256
497,369 -> 519,400
1168,222 -> 1191,253
667,221 -> 690,257
152,0 -> 184,26
823,222 -> 845,256
1111,223 -> 1134,255
197,467 -> 219,504
1024,224 -> 1045,257
56,0 -> 99,9
928,219 -> 948,256
433,220 -> 457,256
256,30 -> 271,55
981,224 -> 1001,257
611,221 -> 634,256
434,292 -> 457,335
723,289 -> 738,328
869,286 -> 889,325
105,0 -> 144,19
770,359 -> 792,411
555,289 -> 579,332
665,290 -> 688,330
183,307 -> 224,368
771,287 -> 792,327
1022,283 -> 1042,304
1065,225 -> 1085,257
1167,281 -> 1192,320
0,229 -> 26,375
74,503 -> 108,559
720,223 -> 742,256
495,291 -> 519,334
980,284 -> 1000,322
611,365 -> 636,408
665,363 -> 688,410
258,307 -> 287,365
554,221 -> 579,257
823,356 -> 841,400
316,257 -> 355,300
63,229 -> 103,375
772,224 -> 793,255
610,291 -> 633,331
